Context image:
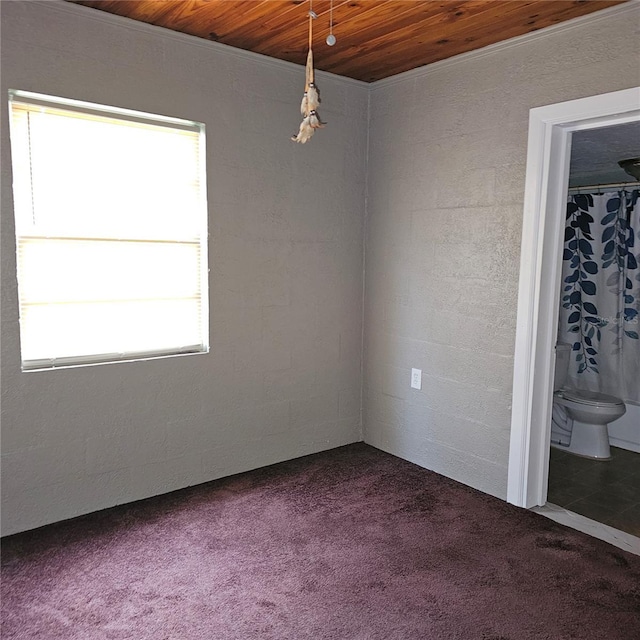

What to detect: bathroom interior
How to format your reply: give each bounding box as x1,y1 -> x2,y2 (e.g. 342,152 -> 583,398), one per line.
547,121 -> 640,537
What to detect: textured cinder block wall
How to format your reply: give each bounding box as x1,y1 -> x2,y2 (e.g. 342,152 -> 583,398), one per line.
0,1 -> 367,535
363,5 -> 640,499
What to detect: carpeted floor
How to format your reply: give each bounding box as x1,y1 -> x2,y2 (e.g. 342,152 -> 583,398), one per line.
2,443 -> 639,639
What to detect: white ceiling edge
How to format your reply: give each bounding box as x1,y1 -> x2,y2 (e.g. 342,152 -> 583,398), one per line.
371,0 -> 640,91
28,0 -> 369,89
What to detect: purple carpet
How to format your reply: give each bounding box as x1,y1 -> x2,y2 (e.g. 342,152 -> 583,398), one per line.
2,443 -> 639,639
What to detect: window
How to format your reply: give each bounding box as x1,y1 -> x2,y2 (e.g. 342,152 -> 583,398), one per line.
8,90 -> 209,370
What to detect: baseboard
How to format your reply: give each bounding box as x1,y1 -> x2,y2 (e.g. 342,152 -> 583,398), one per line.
533,503 -> 640,556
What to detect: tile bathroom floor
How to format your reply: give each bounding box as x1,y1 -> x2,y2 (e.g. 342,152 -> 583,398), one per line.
547,446 -> 640,537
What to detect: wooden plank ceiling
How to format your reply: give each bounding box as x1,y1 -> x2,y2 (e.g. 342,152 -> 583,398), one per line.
71,0 -> 625,82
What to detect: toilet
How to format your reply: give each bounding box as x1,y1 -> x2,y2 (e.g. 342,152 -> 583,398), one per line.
550,343 -> 626,460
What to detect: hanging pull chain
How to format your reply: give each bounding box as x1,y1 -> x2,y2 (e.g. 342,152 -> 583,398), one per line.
327,0 -> 336,46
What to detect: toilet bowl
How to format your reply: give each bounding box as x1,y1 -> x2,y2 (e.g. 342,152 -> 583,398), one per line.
551,388 -> 626,459
550,342 -> 626,460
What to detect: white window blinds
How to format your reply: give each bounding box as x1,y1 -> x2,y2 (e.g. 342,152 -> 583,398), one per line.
8,90 -> 209,370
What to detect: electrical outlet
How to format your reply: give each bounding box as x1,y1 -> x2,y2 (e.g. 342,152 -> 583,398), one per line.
411,368 -> 422,390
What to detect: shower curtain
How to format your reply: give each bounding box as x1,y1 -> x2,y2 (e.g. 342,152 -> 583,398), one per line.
558,189 -> 640,404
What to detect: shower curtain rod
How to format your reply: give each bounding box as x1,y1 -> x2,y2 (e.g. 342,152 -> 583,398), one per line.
567,180 -> 639,193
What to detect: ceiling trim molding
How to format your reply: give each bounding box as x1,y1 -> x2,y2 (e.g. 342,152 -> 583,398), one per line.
371,0 -> 640,90
31,1 -> 368,88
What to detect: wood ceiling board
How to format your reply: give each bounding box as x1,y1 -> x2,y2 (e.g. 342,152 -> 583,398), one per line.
322,0 -> 620,81
79,0 -> 177,24
254,1 -> 423,59
319,0 -> 547,78
151,1 -> 241,36
148,1 -> 278,39
253,1 -> 359,50
198,2 -> 289,39
262,0 -> 354,29
281,1 -> 489,55
317,0 -> 532,73
70,0 -> 628,82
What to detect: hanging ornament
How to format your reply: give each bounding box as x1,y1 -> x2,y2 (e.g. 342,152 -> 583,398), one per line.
292,1 -> 326,144
292,114 -> 315,144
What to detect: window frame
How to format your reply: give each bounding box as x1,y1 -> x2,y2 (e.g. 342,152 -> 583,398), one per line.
8,90 -> 210,371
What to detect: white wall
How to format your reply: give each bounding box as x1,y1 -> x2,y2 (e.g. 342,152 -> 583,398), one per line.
0,1 -> 367,536
610,403 -> 640,453
363,4 -> 640,499
2,1 -> 638,537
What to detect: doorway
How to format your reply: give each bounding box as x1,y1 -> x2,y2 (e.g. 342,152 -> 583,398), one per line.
506,87 -> 640,513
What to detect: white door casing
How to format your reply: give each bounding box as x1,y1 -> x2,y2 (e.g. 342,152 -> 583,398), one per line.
507,87 -> 640,509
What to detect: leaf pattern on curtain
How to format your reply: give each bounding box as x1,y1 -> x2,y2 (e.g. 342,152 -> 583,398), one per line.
559,189 -> 640,404
563,194 -> 602,374
601,190 -> 640,347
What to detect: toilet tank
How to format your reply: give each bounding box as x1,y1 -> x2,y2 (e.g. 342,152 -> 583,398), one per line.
554,342 -> 571,391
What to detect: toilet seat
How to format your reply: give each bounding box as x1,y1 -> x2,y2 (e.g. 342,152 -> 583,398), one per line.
557,388 -> 624,408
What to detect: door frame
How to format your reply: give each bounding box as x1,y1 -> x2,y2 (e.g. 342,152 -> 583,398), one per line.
507,87 -> 640,509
